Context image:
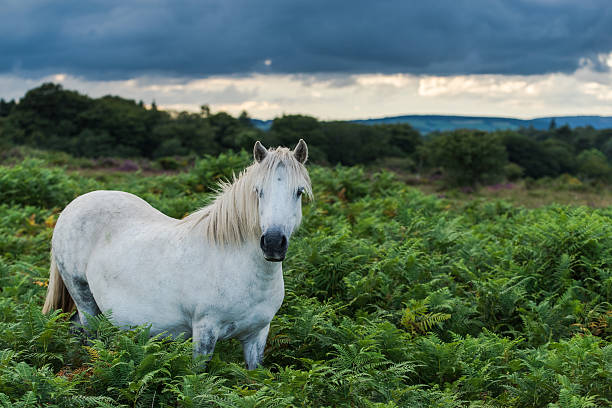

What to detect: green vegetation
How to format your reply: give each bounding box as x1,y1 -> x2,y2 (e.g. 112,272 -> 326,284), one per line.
420,130 -> 507,187
0,151 -> 610,406
2,84 -> 612,188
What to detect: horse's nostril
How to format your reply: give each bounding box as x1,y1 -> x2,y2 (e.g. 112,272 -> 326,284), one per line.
260,230 -> 288,256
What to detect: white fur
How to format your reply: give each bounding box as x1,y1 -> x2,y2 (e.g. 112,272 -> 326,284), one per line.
48,144 -> 311,368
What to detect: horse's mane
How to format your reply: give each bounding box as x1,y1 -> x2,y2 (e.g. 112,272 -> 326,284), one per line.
182,147 -> 312,245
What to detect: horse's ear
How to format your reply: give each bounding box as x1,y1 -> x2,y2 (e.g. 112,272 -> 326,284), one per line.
253,141 -> 268,163
293,139 -> 308,164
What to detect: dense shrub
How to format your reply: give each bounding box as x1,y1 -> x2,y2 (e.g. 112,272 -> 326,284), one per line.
424,130 -> 508,186
577,149 -> 612,182
187,150 -> 252,190
0,159 -> 96,208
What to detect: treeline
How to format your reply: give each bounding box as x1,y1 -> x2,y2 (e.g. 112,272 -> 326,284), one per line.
0,83 -> 261,158
421,127 -> 612,186
1,83 -> 611,185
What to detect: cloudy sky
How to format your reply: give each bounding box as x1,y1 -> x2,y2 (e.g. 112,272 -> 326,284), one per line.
2,0 -> 612,119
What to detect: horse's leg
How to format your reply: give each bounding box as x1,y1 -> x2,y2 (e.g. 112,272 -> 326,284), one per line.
192,322 -> 218,362
64,275 -> 101,328
53,255 -> 101,329
74,279 -> 102,326
241,324 -> 270,370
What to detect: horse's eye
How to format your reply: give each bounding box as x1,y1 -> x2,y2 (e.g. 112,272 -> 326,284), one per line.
296,187 -> 304,198
256,188 -> 263,198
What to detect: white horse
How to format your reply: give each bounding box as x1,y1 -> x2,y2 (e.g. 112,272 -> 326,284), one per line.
42,140 -> 311,369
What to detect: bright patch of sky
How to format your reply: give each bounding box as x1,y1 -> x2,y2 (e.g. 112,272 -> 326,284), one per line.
2,52 -> 612,120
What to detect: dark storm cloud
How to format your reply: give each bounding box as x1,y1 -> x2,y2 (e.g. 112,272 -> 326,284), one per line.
2,0 -> 611,79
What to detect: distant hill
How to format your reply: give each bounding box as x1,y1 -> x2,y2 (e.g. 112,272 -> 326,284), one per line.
251,115 -> 612,134
250,119 -> 274,131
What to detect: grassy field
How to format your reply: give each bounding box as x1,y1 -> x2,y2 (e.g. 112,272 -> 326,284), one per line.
416,180 -> 612,209
0,152 -> 610,407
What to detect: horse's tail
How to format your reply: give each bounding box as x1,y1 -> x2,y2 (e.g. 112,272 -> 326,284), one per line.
42,252 -> 75,314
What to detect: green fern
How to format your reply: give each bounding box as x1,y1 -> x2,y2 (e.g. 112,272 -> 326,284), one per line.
401,298 -> 451,335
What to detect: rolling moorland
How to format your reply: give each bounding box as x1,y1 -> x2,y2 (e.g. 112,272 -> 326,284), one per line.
0,83 -> 611,406
253,115 -> 612,134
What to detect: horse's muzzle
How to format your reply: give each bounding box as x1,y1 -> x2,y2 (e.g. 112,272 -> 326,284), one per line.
260,229 -> 288,262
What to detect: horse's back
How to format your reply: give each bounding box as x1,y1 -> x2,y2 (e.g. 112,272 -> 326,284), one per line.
52,191 -> 174,276
61,190 -> 168,222
62,189 -> 171,225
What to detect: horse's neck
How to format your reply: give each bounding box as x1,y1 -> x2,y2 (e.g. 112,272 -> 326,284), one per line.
244,241 -> 283,279
184,177 -> 260,246
191,225 -> 282,281
179,197 -> 282,284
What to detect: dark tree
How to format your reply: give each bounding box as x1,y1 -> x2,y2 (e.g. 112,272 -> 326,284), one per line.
0,99 -> 16,117
425,130 -> 508,186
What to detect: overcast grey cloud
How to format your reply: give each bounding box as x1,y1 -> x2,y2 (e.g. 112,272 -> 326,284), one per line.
2,0 -> 612,79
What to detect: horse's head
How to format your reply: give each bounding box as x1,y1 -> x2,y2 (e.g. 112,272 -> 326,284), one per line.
253,140 -> 311,262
